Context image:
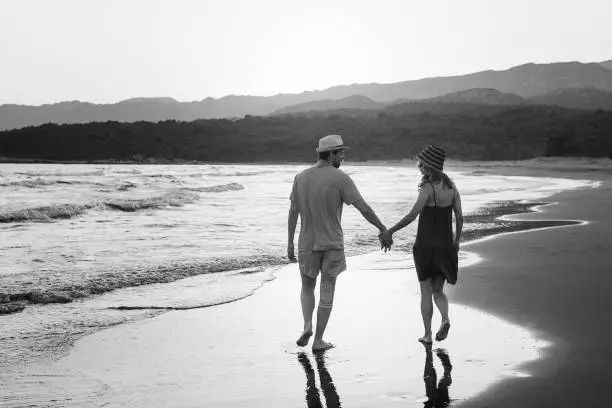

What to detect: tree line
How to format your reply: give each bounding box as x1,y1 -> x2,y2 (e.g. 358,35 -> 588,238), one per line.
1,104 -> 611,163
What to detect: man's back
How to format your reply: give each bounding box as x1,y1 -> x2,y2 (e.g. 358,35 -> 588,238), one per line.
291,163 -> 362,252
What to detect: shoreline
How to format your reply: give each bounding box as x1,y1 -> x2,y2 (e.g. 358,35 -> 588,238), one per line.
0,196 -> 579,376
0,199 -> 581,318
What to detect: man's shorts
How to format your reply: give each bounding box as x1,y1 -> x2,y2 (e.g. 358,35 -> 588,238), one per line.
298,249 -> 346,279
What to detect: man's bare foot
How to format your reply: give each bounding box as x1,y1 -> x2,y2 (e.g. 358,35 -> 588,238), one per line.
296,329 -> 313,347
418,334 -> 433,344
312,340 -> 335,352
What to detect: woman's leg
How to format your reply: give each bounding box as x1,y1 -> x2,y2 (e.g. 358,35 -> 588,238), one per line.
432,275 -> 451,341
419,279 -> 434,343
432,275 -> 449,323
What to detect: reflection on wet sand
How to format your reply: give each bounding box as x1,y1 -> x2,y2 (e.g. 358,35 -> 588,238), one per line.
422,344 -> 453,408
297,345 -> 454,408
298,352 -> 341,408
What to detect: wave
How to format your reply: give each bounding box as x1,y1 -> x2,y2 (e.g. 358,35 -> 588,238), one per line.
0,203 -> 94,223
0,178 -> 80,188
143,174 -> 181,181
0,255 -> 286,312
116,182 -> 138,191
0,190 -> 202,222
112,169 -> 142,174
104,190 -> 199,211
187,182 -> 245,192
15,170 -> 105,177
207,171 -> 275,177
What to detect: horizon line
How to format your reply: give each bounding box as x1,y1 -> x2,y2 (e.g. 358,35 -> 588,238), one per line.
2,57 -> 610,108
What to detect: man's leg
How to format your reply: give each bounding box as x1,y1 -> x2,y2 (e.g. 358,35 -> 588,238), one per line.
297,272 -> 317,346
312,275 -> 337,351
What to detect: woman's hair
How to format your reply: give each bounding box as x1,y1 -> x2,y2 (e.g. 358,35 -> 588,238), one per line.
418,165 -> 454,190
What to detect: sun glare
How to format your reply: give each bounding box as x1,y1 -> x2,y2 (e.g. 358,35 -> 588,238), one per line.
255,18 -> 375,95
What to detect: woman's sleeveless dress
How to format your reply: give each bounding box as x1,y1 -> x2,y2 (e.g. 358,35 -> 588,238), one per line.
412,183 -> 458,284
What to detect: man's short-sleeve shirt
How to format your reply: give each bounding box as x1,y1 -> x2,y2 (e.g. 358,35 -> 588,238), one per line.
290,164 -> 363,251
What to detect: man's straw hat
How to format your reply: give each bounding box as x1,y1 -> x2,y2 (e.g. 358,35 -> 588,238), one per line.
316,135 -> 350,152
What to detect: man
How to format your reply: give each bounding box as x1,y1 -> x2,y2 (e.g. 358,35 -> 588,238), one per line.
287,134 -> 389,352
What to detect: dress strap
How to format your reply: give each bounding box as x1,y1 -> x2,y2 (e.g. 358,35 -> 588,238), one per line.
430,182 -> 437,207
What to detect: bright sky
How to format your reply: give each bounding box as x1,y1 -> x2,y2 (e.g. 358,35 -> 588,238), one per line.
1,0 -> 611,105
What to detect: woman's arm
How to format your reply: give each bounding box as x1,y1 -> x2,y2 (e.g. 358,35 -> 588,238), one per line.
385,185 -> 430,236
453,189 -> 463,250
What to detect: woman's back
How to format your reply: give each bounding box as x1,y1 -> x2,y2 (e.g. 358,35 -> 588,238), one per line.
414,180 -> 458,284
423,181 -> 455,207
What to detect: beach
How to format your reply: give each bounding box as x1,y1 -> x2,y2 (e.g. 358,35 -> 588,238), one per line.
447,162 -> 612,407
2,159 -> 612,407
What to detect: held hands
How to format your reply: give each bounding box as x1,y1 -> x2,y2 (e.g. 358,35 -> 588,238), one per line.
379,229 -> 393,252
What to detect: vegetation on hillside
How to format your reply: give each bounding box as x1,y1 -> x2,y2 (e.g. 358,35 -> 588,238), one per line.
1,104 -> 611,163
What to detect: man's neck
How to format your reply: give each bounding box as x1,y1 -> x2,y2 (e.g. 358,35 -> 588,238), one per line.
316,159 -> 332,168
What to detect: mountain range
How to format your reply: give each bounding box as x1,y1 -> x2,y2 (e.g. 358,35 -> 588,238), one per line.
1,60 -> 612,131
270,86 -> 612,117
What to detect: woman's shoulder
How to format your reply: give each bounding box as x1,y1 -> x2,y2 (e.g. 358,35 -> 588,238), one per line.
418,182 -> 434,194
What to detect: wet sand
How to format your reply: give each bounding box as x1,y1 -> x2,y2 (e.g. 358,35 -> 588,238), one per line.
5,159 -> 612,407
446,164 -> 612,407
12,251 -> 551,407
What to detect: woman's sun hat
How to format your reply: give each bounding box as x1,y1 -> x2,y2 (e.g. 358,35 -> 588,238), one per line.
416,145 -> 446,172
316,134 -> 350,152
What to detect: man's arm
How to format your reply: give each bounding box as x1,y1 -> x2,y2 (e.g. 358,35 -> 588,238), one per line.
352,198 -> 386,233
287,200 -> 299,262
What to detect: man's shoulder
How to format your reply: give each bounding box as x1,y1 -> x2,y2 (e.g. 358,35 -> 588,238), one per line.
320,167 -> 353,183
295,165 -> 317,179
296,165 -> 353,184
332,168 -> 355,184
334,168 -> 351,177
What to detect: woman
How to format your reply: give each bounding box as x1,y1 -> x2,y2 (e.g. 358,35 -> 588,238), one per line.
381,145 -> 463,344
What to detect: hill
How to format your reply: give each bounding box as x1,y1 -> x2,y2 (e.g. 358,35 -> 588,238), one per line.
528,87 -> 612,111
269,95 -> 385,115
600,60 -> 612,71
313,61 -> 612,102
427,88 -> 525,105
2,60 -> 612,130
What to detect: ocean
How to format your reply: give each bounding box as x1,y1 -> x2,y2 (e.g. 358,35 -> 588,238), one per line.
0,162 -> 594,371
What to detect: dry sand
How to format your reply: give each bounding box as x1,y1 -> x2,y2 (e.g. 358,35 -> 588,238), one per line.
6,158 -> 612,407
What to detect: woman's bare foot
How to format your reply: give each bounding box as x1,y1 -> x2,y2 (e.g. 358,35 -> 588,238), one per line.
296,329 -> 313,347
312,339 -> 335,352
435,320 -> 451,341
